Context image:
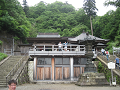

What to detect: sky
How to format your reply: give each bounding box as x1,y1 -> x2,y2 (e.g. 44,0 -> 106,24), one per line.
18,0 -> 116,16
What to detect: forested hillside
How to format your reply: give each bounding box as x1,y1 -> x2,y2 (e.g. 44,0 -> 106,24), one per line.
0,0 -> 120,52
26,1 -> 91,37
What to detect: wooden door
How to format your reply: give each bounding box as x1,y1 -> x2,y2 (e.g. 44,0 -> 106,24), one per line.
74,67 -> 80,78
55,67 -> 62,80
37,67 -> 44,80
44,67 -> 51,80
63,67 -> 70,79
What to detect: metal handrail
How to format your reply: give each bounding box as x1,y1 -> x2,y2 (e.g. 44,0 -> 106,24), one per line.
115,64 -> 120,69
4,49 -> 13,55
6,51 -> 28,86
98,54 -> 120,70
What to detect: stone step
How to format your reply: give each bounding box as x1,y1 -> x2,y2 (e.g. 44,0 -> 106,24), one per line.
0,64 -> 19,68
5,60 -> 19,64
0,84 -> 7,87
0,68 -> 16,71
0,78 -> 6,80
2,61 -> 19,63
0,68 -> 14,71
0,80 -> 6,83
0,76 -> 13,79
0,61 -> 21,67
6,59 -> 20,61
0,83 -> 7,86
0,77 -> 6,80
7,58 -> 21,60
0,72 -> 9,75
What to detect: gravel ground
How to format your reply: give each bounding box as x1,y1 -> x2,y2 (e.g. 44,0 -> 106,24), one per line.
0,83 -> 120,90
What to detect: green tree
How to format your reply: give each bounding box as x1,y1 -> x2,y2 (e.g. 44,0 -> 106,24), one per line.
83,0 -> 98,36
22,0 -> 29,16
69,24 -> 90,37
104,0 -> 120,7
0,0 -> 31,42
46,1 -> 75,13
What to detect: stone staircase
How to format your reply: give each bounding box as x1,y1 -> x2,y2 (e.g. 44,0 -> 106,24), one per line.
0,56 -> 23,87
98,55 -> 116,63
98,55 -> 120,73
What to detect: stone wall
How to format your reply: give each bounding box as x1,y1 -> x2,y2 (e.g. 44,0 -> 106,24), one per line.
0,32 -> 22,54
28,61 -> 34,82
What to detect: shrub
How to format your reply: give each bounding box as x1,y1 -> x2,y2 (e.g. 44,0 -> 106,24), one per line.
0,40 -> 3,45
97,61 -> 103,73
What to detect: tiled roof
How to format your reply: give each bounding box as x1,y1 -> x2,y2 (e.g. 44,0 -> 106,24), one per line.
68,32 -> 109,42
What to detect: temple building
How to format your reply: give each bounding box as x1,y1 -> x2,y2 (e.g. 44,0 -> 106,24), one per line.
19,31 -> 109,81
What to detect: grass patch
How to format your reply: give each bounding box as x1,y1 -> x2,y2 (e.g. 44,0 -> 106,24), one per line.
0,52 -> 8,62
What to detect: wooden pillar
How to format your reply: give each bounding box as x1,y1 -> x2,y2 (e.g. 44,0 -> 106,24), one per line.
34,45 -> 36,51
44,45 -> 45,51
33,57 -> 37,80
52,58 -> 54,81
52,45 -> 54,51
70,57 -> 73,81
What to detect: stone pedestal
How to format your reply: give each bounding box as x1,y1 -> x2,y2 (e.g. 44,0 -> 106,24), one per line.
75,72 -> 109,86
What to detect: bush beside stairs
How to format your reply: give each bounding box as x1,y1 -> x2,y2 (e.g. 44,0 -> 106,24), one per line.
0,56 -> 24,87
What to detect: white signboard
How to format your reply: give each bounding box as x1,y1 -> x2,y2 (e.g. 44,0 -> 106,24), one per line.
108,62 -> 115,69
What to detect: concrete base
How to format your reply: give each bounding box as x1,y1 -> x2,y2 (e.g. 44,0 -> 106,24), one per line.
75,72 -> 109,86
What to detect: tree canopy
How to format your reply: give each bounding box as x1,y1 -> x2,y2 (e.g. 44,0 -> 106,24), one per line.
26,1 -> 91,37
0,0 -> 120,51
104,0 -> 120,7
0,0 -> 31,42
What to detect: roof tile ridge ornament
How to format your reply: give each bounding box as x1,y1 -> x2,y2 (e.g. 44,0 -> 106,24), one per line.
86,32 -> 89,36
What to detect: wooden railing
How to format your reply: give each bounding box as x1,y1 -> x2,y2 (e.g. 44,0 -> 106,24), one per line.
6,51 -> 28,86
29,45 -> 97,57
30,45 -> 85,52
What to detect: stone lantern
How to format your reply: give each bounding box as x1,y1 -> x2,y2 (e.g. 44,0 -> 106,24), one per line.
83,32 -> 96,73
75,32 -> 109,86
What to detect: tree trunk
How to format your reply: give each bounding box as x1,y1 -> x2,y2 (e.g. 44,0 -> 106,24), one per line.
90,15 -> 93,36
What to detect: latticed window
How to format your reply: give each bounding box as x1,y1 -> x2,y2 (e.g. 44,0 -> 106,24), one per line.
73,58 -> 87,65
55,58 -> 70,65
37,58 -> 51,65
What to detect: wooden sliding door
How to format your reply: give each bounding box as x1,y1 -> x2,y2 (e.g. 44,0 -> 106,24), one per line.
37,58 -> 52,80
55,58 -> 70,80
55,67 -> 62,80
